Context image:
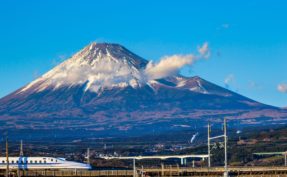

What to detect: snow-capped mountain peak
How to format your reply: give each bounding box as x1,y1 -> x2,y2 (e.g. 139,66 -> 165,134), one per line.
19,43 -> 149,93
70,43 -> 148,68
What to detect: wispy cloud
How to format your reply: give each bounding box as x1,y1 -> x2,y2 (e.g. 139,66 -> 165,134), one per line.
144,54 -> 195,80
221,23 -> 230,29
51,54 -> 68,66
145,42 -> 210,80
278,83 -> 287,93
197,42 -> 210,58
224,74 -> 235,89
217,23 -> 231,31
33,70 -> 40,79
248,81 -> 262,90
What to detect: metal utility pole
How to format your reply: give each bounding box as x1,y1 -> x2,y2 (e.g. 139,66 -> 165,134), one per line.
283,153 -> 286,167
208,118 -> 228,176
207,122 -> 211,168
87,148 -> 90,165
18,140 -> 23,177
20,140 -> 23,156
6,138 -> 9,177
141,165 -> 144,177
133,158 -> 136,177
223,118 -> 228,177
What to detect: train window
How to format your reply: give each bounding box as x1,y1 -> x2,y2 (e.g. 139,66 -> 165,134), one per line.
16,161 -> 19,163
30,160 -> 33,163
11,160 -> 14,164
44,161 -> 47,163
2,161 -> 4,163
51,159 -> 53,161
35,160 -> 37,163
39,160 -> 42,163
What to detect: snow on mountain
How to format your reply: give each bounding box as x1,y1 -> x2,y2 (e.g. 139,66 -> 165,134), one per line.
18,42 -> 206,95
19,43 -> 148,93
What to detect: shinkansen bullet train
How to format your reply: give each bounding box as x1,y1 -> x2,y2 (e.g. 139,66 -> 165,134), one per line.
0,157 -> 92,170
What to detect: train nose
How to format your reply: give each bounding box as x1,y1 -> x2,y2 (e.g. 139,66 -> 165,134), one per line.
75,163 -> 91,169
76,162 -> 92,169
86,164 -> 92,170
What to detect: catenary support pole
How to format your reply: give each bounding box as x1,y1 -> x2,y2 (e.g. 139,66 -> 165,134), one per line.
87,148 -> 90,165
20,140 -> 23,156
6,138 -> 9,177
208,122 -> 211,168
133,158 -> 136,177
285,154 -> 287,166
224,118 -> 228,177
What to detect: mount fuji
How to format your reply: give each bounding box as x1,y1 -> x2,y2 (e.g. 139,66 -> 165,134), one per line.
0,43 -> 287,139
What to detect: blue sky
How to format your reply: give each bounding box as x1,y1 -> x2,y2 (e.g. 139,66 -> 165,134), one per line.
0,0 -> 287,107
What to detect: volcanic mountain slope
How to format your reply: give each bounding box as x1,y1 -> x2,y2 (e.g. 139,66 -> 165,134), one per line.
0,43 -> 287,137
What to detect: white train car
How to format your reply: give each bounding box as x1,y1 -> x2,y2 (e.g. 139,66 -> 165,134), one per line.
0,157 -> 91,170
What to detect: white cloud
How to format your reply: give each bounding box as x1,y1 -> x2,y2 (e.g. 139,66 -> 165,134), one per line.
51,54 -> 68,66
248,81 -> 262,90
197,42 -> 210,58
222,24 -> 230,29
33,70 -> 39,79
144,54 -> 195,80
224,74 -> 235,88
217,23 -> 230,31
278,83 -> 287,93
144,42 -> 210,81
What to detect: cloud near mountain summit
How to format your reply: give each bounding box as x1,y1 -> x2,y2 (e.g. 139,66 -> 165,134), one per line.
144,42 -> 210,80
